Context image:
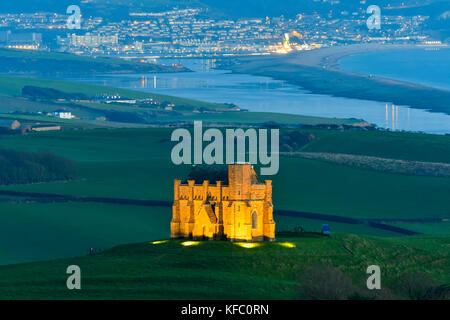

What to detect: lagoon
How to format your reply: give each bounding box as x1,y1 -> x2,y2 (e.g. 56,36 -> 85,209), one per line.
339,48 -> 450,91
65,56 -> 450,134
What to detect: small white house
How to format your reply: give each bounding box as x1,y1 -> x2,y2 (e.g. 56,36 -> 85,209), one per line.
59,112 -> 74,119
52,111 -> 74,119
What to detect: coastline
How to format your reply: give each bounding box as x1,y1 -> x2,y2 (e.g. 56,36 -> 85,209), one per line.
283,43 -> 447,70
222,44 -> 450,116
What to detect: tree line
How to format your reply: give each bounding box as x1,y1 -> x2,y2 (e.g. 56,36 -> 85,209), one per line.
0,148 -> 77,185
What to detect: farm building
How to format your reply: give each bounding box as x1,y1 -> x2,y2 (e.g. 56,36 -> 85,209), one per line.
51,111 -> 74,119
31,126 -> 61,132
0,120 -> 21,130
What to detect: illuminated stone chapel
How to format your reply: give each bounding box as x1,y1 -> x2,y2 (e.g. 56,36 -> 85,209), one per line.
171,164 -> 276,242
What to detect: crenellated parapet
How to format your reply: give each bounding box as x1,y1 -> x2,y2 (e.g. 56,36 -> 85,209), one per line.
171,164 -> 276,241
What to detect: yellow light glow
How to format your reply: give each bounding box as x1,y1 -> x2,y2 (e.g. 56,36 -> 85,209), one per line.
279,242 -> 296,248
151,240 -> 168,245
235,243 -> 260,249
181,241 -> 200,247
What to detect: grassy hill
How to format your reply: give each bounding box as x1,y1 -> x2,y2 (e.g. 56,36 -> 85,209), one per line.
0,127 -> 448,265
0,48 -> 187,75
301,129 -> 450,164
0,74 -> 360,127
0,74 -> 224,109
0,233 -> 448,300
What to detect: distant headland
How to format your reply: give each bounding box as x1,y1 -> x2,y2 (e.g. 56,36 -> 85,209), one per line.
221,44 -> 450,116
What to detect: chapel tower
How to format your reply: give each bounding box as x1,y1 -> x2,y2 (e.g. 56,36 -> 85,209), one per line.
170,164 -> 275,242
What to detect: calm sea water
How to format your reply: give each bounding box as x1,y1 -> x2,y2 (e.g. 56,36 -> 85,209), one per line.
66,53 -> 450,134
339,48 -> 450,91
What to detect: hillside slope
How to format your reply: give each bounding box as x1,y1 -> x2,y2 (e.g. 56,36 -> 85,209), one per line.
0,233 -> 448,299
0,48 -> 187,75
2,0 -> 444,19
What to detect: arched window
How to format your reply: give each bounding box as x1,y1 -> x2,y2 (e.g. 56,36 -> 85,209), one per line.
252,211 -> 257,230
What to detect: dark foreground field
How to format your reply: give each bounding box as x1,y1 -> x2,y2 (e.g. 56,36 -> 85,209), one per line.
0,233 -> 448,300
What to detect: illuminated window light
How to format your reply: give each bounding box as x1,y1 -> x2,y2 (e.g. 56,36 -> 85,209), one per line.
279,242 -> 296,248
151,240 -> 168,245
235,243 -> 260,249
181,241 -> 200,247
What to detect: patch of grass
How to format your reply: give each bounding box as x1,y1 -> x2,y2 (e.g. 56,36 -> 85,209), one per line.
0,48 -> 184,74
153,112 -> 360,125
0,127 -> 449,266
0,234 -> 448,299
0,128 -> 448,220
0,75 -> 361,127
388,235 -> 450,254
0,75 -> 231,111
275,157 -> 450,220
276,215 -> 401,237
302,130 -> 450,163
387,223 -> 450,236
0,202 -> 171,266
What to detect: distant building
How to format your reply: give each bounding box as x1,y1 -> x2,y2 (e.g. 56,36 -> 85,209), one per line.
109,99 -> 137,104
171,164 -> 276,241
60,33 -> 119,48
0,31 -> 42,49
9,33 -> 42,46
0,120 -> 21,130
52,111 -> 74,119
31,126 -> 61,132
0,31 -> 11,44
94,93 -> 122,103
59,112 -> 74,119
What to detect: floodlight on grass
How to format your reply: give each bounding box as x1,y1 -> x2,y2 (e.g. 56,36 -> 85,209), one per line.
181,241 -> 200,247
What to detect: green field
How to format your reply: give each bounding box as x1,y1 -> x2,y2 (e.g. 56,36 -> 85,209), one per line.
0,202 -> 171,265
1,128 -> 448,213
0,48 -> 185,74
276,216 -> 400,237
0,127 -> 449,265
0,74 -> 360,127
0,234 -> 448,299
387,222 -> 450,235
302,130 -> 450,163
0,74 -> 229,110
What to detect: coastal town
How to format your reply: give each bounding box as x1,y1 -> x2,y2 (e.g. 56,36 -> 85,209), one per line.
0,5 -> 444,58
